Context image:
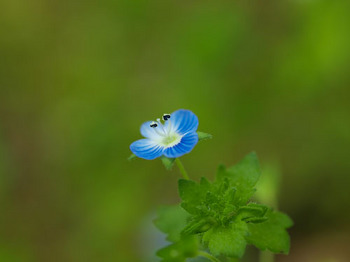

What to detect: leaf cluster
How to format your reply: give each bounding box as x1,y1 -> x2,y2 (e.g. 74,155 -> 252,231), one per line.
154,153 -> 293,261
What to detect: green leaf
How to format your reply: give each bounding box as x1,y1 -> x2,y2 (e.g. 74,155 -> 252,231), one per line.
168,153 -> 292,261
156,236 -> 198,262
178,179 -> 208,215
244,217 -> 268,223
178,179 -> 200,204
181,217 -> 216,235
161,156 -> 176,170
245,209 -> 293,254
202,221 -> 248,258
216,152 -> 261,205
179,177 -> 240,225
154,205 -> 190,242
128,153 -> 137,161
200,177 -> 211,188
197,131 -> 213,142
237,203 -> 268,222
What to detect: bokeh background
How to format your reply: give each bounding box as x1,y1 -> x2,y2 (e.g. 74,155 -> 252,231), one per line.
1,0 -> 350,261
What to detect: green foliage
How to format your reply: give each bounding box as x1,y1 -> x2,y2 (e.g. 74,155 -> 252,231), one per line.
216,152 -> 261,205
202,221 -> 248,258
127,153 -> 137,161
156,236 -> 199,262
236,203 -> 268,222
245,209 -> 293,254
197,132 -> 213,142
154,205 -> 189,242
154,205 -> 198,262
155,152 -> 293,261
161,156 -> 176,170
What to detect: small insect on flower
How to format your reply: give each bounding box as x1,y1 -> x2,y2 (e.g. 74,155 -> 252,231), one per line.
130,109 -> 199,160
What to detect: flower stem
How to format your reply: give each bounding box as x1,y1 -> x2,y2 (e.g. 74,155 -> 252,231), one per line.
175,158 -> 189,180
197,251 -> 221,262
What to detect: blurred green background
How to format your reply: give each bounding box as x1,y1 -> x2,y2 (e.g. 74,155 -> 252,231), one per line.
1,0 -> 350,261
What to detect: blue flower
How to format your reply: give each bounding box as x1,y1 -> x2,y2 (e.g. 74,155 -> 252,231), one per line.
130,109 -> 199,160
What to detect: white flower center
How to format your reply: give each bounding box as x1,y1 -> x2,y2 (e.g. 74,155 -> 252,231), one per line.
161,133 -> 182,148
149,113 -> 182,148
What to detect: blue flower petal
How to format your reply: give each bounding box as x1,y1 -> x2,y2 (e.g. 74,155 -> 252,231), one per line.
163,132 -> 198,158
169,109 -> 199,135
130,139 -> 164,160
140,121 -> 165,140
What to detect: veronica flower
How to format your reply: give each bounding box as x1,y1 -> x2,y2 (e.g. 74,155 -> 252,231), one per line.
130,109 -> 199,160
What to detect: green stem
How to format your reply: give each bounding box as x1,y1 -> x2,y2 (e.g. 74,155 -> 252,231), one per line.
197,251 -> 221,262
175,158 -> 190,180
